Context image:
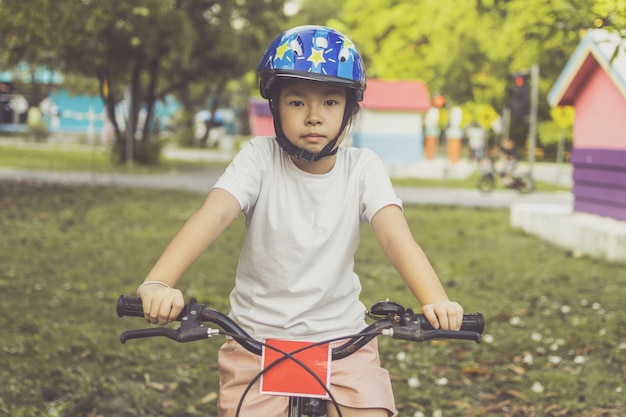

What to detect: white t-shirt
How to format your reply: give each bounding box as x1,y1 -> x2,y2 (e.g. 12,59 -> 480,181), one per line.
213,137 -> 402,341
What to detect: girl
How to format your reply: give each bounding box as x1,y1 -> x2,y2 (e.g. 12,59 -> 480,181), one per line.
137,25 -> 463,417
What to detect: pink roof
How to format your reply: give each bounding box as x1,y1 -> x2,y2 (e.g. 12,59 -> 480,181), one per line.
548,29 -> 626,107
362,79 -> 431,112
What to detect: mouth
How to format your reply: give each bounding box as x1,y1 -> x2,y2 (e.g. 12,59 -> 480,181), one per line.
301,133 -> 326,142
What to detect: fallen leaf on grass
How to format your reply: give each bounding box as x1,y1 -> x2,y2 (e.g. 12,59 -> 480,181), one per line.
493,373 -> 522,383
73,349 -> 91,361
587,407 -> 626,416
544,403 -> 569,416
545,391 -> 561,400
462,366 -> 488,377
406,401 -> 422,409
506,364 -> 526,375
478,392 -> 499,401
505,389 -> 529,401
144,373 -> 177,394
199,392 -> 218,404
510,405 -> 537,415
448,400 -> 471,409
474,402 -> 511,416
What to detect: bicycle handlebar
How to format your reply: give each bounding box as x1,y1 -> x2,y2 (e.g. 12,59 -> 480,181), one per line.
117,295 -> 484,358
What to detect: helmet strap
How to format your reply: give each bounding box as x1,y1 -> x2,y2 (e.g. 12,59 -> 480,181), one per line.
270,93 -> 355,163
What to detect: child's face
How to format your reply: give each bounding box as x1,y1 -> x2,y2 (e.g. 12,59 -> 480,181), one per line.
278,80 -> 347,155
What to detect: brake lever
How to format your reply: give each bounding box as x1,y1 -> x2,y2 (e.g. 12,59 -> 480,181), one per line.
120,327 -> 179,344
120,299 -> 220,344
419,329 -> 481,343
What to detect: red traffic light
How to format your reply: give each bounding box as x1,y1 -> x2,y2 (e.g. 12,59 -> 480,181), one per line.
514,76 -> 526,88
432,95 -> 445,108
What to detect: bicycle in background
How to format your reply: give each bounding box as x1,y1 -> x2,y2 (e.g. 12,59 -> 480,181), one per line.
476,156 -> 535,194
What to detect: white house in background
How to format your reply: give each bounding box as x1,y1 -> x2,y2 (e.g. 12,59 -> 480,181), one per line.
352,79 -> 431,164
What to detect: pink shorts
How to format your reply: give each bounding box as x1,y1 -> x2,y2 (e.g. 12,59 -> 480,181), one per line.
217,338 -> 396,417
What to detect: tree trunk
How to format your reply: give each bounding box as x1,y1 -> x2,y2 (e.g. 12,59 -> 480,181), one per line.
126,56 -> 142,164
139,57 -> 159,163
198,81 -> 225,148
98,69 -> 125,163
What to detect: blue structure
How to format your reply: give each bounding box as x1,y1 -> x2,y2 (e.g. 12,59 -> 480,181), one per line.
47,89 -> 106,134
0,63 -> 180,136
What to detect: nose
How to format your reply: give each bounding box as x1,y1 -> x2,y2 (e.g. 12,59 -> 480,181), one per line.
305,105 -> 322,126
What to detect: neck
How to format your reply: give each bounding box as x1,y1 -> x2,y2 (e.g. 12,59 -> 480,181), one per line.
291,153 -> 337,174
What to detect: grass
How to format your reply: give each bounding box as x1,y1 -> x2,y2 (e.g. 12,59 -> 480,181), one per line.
0,142 -> 570,191
392,174 -> 569,192
0,179 -> 623,417
0,143 -> 227,174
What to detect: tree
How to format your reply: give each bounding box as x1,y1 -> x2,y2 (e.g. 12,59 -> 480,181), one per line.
0,0 -> 287,163
285,0 -> 343,26
328,0 -> 613,146
0,0 -> 70,106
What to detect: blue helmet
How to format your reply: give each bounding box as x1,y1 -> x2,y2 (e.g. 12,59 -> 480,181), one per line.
257,25 -> 366,101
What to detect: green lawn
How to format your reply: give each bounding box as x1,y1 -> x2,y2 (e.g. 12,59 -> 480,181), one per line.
0,143 -> 570,191
0,143 -> 227,174
0,180 -> 622,417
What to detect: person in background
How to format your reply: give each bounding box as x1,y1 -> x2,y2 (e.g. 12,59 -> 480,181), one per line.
466,121 -> 486,161
499,137 -> 519,186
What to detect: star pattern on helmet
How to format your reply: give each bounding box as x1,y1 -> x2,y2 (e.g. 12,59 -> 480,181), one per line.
341,37 -> 355,51
307,47 -> 326,68
274,41 -> 291,62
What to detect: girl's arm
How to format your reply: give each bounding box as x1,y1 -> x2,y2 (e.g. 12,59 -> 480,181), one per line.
139,188 -> 241,325
371,204 -> 463,330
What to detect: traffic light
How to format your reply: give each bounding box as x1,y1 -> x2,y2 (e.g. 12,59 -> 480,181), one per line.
507,72 -> 530,116
432,95 -> 445,108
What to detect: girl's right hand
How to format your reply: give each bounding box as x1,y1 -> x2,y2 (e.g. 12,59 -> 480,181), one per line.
138,283 -> 185,325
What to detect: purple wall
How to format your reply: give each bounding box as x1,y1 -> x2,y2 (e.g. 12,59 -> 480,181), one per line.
572,148 -> 626,221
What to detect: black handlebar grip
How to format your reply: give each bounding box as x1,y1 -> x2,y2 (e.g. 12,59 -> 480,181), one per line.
117,294 -> 190,321
117,294 -> 146,318
460,312 -> 484,333
418,312 -> 485,333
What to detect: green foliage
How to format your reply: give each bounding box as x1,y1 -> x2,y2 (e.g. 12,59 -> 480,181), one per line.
26,120 -> 50,142
0,181 -> 623,416
286,0 -> 343,26
2,0 -> 624,161
537,119 -> 573,162
327,0 -> 613,116
0,0 -> 289,163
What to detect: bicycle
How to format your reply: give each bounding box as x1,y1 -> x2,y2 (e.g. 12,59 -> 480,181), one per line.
476,156 -> 535,194
117,295 -> 484,417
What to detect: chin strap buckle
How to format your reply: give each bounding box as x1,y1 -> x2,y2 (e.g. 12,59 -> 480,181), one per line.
294,149 -> 318,162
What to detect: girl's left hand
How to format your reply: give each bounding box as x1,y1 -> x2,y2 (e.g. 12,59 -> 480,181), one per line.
422,300 -> 464,330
